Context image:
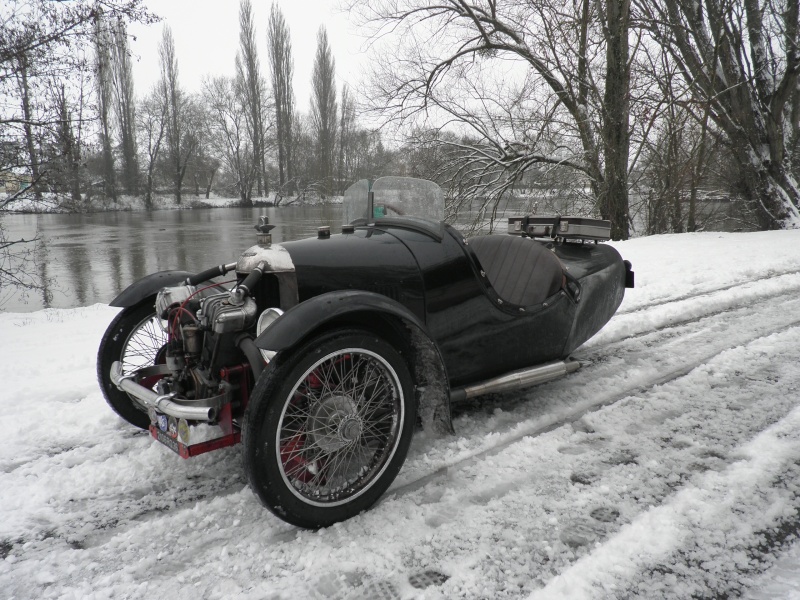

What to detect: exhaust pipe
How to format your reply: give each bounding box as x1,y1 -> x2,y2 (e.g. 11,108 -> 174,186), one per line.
450,359 -> 581,403
110,361 -> 217,421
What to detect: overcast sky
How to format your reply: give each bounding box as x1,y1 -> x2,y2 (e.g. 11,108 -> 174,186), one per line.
128,0 -> 369,108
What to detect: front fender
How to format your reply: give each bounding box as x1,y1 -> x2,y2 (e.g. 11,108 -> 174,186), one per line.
254,290 -> 428,351
256,290 -> 455,436
109,270 -> 192,307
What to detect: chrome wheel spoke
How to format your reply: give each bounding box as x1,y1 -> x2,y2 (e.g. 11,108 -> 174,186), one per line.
277,346 -> 404,506
121,313 -> 167,374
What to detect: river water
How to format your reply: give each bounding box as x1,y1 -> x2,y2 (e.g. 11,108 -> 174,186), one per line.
0,197 -> 749,313
1,204 -> 343,313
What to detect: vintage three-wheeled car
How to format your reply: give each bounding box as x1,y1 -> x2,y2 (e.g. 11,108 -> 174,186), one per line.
98,177 -> 633,528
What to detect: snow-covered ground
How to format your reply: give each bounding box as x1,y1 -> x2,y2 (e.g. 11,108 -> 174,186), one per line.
2,229 -> 800,599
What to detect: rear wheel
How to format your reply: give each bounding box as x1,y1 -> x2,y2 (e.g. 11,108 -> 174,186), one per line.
97,297 -> 168,429
243,329 -> 415,528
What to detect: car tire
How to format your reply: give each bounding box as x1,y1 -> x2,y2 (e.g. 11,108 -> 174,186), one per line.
97,297 -> 167,429
243,328 -> 415,528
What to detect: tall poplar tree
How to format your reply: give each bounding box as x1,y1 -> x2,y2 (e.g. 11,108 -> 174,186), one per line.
111,17 -> 138,195
158,25 -> 196,204
94,15 -> 117,201
268,2 -> 295,194
310,26 -> 337,196
237,0 -> 267,198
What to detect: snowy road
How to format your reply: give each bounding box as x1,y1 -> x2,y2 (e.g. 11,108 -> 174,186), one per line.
2,230 -> 800,599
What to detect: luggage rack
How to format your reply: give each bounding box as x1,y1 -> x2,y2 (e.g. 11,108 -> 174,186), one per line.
508,215 -> 611,242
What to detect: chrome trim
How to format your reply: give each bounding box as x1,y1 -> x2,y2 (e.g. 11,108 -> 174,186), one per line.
454,359 -> 581,400
256,307 -> 283,362
110,361 -> 217,421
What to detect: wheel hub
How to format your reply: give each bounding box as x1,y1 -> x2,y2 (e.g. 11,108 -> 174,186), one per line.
308,395 -> 362,453
338,415 -> 363,442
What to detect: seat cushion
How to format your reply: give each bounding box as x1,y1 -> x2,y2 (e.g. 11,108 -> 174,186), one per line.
468,235 -> 564,306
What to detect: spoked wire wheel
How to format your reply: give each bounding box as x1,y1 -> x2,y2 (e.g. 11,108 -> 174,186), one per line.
97,297 -> 169,429
278,348 -> 404,506
119,311 -> 168,376
244,329 -> 415,528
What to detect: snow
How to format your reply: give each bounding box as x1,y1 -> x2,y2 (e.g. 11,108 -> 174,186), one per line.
2,229 -> 800,599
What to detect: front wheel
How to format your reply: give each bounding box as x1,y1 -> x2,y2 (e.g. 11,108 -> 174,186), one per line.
243,329 -> 415,528
97,297 -> 168,429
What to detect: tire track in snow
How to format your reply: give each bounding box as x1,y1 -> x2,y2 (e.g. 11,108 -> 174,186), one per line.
266,312 -> 800,600
0,427 -> 146,475
34,273 -> 791,555
529,389 -> 800,600
616,266 -> 800,315
5,284 -> 800,598
0,443 -> 246,557
597,270 -> 800,349
389,298 -> 800,501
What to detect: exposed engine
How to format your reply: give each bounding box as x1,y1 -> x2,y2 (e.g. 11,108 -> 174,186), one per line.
151,282 -> 261,417
107,222 -> 296,456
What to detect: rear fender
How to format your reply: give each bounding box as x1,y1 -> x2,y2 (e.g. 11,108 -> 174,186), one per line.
109,270 -> 193,308
256,290 -> 454,436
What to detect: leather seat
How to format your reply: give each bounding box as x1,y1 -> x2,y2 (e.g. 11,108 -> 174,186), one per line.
468,235 -> 564,306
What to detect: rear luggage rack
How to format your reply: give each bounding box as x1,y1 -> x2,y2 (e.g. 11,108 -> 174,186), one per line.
508,215 -> 611,242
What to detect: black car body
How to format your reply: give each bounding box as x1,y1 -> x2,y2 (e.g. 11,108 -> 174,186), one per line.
98,177 -> 633,527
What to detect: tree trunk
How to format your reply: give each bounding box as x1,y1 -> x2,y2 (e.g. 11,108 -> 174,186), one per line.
735,148 -> 800,229
175,164 -> 182,205
205,168 -> 216,199
17,57 -> 43,201
145,171 -> 154,209
601,0 -> 631,240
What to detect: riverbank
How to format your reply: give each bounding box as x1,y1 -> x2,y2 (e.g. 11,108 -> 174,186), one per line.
0,191 -> 343,214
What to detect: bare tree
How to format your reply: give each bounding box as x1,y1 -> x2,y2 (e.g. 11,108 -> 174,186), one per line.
600,0 -> 632,238
0,0 -> 154,301
110,17 -> 138,195
633,47 -> 726,234
348,0 -> 634,238
337,83 -> 357,194
190,145 -> 220,200
268,2 -> 295,195
203,76 -> 258,205
12,52 -> 44,202
237,0 -> 268,198
310,26 -> 337,197
94,15 -> 117,201
158,25 -> 196,205
637,0 -> 800,229
51,81 -> 84,205
137,86 -> 168,208
289,113 -> 315,200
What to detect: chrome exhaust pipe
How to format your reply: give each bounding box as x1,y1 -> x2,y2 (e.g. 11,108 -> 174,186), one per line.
110,361 -> 217,421
450,359 -> 581,402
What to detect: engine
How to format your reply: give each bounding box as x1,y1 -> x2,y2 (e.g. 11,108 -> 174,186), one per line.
152,283 -> 260,416
143,228 -> 297,424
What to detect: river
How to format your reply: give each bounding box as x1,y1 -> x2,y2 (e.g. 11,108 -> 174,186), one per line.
0,196 -> 750,313
1,204 -> 342,312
